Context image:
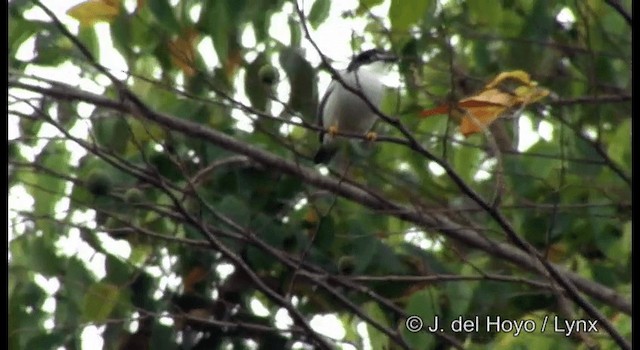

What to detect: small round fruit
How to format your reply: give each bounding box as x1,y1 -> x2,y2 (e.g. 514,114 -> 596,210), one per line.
258,64 -> 279,85
86,170 -> 112,196
338,255 -> 356,275
124,188 -> 144,204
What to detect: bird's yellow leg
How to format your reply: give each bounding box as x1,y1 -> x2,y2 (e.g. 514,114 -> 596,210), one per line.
365,131 -> 377,142
328,125 -> 339,136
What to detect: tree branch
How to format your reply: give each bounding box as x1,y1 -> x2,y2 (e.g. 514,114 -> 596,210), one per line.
10,79 -> 630,318
14,4 -> 632,348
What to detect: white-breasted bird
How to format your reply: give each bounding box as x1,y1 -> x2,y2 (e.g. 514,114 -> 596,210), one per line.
313,49 -> 397,164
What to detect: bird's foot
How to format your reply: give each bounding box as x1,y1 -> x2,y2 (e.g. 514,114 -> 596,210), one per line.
328,125 -> 339,136
365,131 -> 377,142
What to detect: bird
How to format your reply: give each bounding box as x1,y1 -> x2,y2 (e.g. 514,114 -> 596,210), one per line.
313,49 -> 397,164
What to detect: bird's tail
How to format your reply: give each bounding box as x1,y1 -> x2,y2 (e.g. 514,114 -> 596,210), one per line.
313,144 -> 339,164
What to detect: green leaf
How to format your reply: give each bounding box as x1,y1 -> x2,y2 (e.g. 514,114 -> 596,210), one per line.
9,288 -> 26,350
32,29 -> 72,66
23,232 -> 63,277
18,114 -> 43,145
607,221 -> 632,266
247,215 -> 282,269
389,0 -> 433,32
24,333 -> 65,350
133,18 -> 163,55
445,272 -> 476,317
349,234 -> 378,274
519,0 -> 553,39
471,40 -> 492,69
340,313 -> 359,344
363,301 -> 389,350
402,289 -> 438,349
358,0 -> 385,11
312,216 -> 336,252
250,3 -> 272,43
452,143 -> 481,184
34,142 -> 69,217
8,16 -> 39,57
524,141 -> 561,181
308,0 -> 331,29
590,260 -> 623,287
130,273 -> 155,310
244,53 -> 271,112
22,282 -> 47,308
110,12 -> 132,59
467,0 -> 502,26
150,323 -> 178,349
372,243 -> 408,275
69,184 -> 92,208
607,118 -> 631,169
202,0 -> 232,64
92,116 -> 132,155
148,151 -> 182,181
64,258 -> 96,307
288,17 -> 302,47
77,25 -> 100,61
279,47 -> 318,120
105,254 -> 131,285
148,0 -> 180,34
217,195 -> 250,226
54,297 -> 80,336
591,220 -> 631,266
82,282 -> 120,323
568,136 -> 601,178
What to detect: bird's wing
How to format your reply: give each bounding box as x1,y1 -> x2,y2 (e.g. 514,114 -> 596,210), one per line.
317,81 -> 336,143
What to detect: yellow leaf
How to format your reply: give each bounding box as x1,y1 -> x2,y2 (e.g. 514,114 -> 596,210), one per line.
67,0 -> 120,27
420,99 -> 506,118
485,70 -> 532,89
420,70 -> 550,137
168,29 -> 199,77
514,85 -> 550,105
420,103 -> 456,118
461,88 -> 519,107
459,105 -> 509,136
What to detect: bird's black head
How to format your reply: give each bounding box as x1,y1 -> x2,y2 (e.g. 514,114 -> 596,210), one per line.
347,49 -> 397,72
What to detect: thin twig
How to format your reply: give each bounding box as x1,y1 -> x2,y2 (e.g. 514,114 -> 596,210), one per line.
10,78 -> 631,316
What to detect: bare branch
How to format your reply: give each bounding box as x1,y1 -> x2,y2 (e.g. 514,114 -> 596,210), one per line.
10,79 -> 630,316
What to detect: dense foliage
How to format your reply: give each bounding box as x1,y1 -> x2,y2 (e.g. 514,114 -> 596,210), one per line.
8,0 -> 631,349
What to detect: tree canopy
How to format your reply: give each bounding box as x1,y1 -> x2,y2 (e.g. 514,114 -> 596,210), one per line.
8,0 -> 631,349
